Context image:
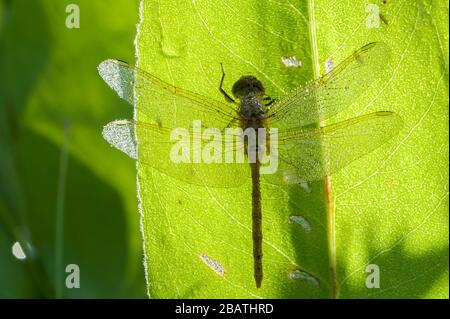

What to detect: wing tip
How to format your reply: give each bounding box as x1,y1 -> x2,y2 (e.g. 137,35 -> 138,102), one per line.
97,59 -> 118,76
102,119 -> 137,160
375,111 -> 404,134
355,42 -> 391,64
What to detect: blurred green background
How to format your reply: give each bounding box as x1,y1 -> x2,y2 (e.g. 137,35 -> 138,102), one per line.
0,0 -> 146,298
0,0 -> 448,299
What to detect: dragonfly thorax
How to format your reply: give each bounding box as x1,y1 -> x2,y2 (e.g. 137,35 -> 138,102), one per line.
238,94 -> 266,122
232,75 -> 266,122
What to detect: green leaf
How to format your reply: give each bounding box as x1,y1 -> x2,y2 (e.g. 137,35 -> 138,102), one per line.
0,0 -> 145,298
133,0 -> 448,298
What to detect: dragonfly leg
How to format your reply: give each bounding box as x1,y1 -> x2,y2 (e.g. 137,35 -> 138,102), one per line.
219,63 -> 236,104
263,96 -> 276,108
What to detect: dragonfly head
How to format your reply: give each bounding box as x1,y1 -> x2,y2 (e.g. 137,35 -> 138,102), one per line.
232,76 -> 265,99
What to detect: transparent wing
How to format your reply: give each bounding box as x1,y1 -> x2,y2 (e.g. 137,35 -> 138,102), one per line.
102,119 -> 250,187
98,59 -> 240,129
264,112 -> 403,184
99,60 -> 251,186
266,42 -> 390,128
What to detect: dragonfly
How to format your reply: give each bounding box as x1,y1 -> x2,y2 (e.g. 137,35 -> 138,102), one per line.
98,42 -> 402,288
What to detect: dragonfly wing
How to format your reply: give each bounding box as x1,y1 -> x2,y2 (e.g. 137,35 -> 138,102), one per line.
98,59 -> 239,129
102,119 -> 250,187
103,119 -> 138,160
264,111 -> 403,184
98,60 -> 250,187
267,42 -> 391,128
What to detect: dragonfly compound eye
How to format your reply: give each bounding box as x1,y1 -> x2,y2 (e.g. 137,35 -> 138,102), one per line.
232,76 -> 265,99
